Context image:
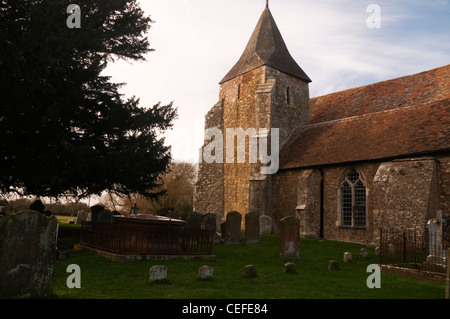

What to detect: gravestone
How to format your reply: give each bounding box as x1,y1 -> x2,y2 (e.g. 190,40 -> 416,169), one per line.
0,210 -> 58,298
243,264 -> 256,277
328,260 -> 339,271
425,211 -> 447,268
149,265 -> 167,283
185,211 -> 202,230
343,252 -> 352,263
198,265 -> 213,280
75,210 -> 88,224
259,215 -> 272,235
245,212 -> 260,244
97,209 -> 113,223
284,262 -> 296,274
90,205 -> 105,222
279,216 -> 300,260
225,211 -> 242,245
359,248 -> 368,260
202,213 -> 217,232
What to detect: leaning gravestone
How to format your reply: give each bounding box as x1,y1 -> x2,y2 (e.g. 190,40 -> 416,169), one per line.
259,215 -> 272,235
75,210 -> 88,224
185,211 -> 202,230
0,210 -> 58,298
279,216 -> 300,260
202,213 -> 217,232
225,211 -> 242,245
245,212 -> 260,244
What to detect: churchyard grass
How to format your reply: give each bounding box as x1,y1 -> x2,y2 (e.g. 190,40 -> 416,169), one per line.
52,222 -> 446,299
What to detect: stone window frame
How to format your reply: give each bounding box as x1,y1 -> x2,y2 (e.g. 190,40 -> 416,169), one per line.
337,167 -> 367,229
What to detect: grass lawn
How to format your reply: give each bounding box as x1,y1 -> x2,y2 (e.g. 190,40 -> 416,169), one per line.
52,219 -> 447,300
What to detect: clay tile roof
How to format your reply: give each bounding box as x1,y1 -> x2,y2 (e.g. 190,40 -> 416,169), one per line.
310,64 -> 450,124
280,65 -> 450,170
219,7 -> 311,84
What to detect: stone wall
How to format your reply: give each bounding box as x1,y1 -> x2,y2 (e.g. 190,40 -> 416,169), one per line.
373,157 -> 441,235
437,156 -> 450,218
272,157 -> 447,246
193,100 -> 225,215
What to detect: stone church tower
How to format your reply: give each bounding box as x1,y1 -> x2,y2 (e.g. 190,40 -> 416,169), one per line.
194,3 -> 311,223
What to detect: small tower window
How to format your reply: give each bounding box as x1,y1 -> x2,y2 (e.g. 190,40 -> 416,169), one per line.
286,86 -> 290,105
237,84 -> 241,100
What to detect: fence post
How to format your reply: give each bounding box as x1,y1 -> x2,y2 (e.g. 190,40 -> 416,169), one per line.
446,248 -> 450,299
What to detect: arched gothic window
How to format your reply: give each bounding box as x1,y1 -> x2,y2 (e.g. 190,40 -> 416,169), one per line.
339,168 -> 367,228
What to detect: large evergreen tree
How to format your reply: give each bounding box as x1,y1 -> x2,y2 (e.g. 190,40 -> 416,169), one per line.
0,0 -> 177,199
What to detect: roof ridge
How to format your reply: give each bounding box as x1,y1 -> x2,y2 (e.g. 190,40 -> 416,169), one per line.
310,64 -> 450,100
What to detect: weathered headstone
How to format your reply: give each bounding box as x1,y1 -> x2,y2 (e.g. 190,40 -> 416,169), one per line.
198,265 -> 214,280
90,205 -> 105,222
343,252 -> 352,263
359,248 -> 368,260
225,211 -> 242,245
185,211 -> 202,230
279,216 -> 300,260
425,211 -> 447,269
97,209 -> 113,223
375,247 -> 381,257
259,215 -> 272,235
243,264 -> 256,277
75,210 -> 88,224
149,265 -> 167,283
0,210 -> 58,298
245,211 -> 260,244
328,260 -> 339,271
202,213 -> 217,232
284,262 -> 296,274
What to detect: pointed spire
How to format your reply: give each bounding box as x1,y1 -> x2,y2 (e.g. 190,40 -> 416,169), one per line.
266,0 -> 269,9
220,5 -> 311,84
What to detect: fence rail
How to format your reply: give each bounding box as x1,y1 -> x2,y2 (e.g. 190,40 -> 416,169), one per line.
80,221 -> 214,256
379,227 -> 448,273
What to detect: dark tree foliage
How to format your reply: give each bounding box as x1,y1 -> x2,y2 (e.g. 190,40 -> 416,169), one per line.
0,0 -> 178,199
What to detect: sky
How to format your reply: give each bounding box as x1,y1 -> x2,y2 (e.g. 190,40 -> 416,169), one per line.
104,0 -> 450,164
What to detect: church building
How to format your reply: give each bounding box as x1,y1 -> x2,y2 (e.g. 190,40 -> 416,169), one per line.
194,3 -> 450,245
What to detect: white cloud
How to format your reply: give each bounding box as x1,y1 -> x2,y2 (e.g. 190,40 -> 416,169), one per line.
104,0 -> 450,162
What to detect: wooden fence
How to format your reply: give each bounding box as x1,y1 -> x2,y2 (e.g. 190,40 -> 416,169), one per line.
80,221 -> 214,256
